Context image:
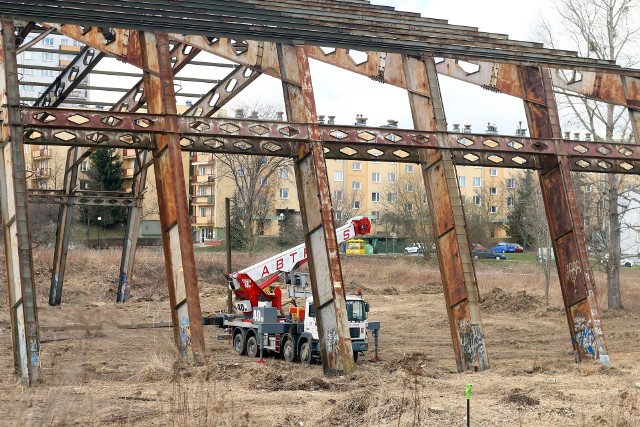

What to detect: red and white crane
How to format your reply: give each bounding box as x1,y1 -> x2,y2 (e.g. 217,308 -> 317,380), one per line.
228,216 -> 371,314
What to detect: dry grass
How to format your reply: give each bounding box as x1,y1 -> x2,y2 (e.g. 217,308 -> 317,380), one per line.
0,248 -> 640,425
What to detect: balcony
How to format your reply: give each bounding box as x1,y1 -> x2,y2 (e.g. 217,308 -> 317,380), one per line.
192,195 -> 214,205
123,168 -> 135,178
32,148 -> 51,159
60,45 -> 82,53
195,174 -> 215,184
123,149 -> 137,159
194,216 -> 214,225
192,153 -> 215,164
34,167 -> 51,178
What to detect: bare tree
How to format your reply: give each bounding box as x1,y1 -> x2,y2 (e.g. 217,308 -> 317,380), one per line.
381,173 -> 434,259
217,101 -> 291,254
534,0 -> 639,308
332,187 -> 365,226
463,183 -> 506,247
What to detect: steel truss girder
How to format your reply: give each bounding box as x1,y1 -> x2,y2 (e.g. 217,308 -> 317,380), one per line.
28,189 -> 138,207
521,65 -> 610,365
279,43 -> 354,376
0,20 -> 41,385
33,45 -> 105,107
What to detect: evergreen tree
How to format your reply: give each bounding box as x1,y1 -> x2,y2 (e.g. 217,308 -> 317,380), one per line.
506,170 -> 536,250
80,148 -> 124,227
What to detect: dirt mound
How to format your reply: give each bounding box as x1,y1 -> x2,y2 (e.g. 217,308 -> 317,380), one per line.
407,282 -> 443,294
502,388 -> 540,406
481,287 -> 544,313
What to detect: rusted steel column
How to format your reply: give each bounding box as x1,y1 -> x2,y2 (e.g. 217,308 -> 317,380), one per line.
277,43 -> 355,376
0,20 -> 41,385
520,66 -> 609,364
140,31 -> 204,360
49,147 -> 80,305
117,150 -> 149,303
404,54 -> 489,372
624,76 -> 640,143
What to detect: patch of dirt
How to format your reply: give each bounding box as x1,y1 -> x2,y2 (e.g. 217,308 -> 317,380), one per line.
407,282 -> 443,294
502,388 -> 540,406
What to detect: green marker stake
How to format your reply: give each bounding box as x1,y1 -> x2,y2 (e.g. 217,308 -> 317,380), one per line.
466,384 -> 472,427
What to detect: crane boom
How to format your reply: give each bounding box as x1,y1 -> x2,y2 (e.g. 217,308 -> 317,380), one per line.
228,216 -> 371,314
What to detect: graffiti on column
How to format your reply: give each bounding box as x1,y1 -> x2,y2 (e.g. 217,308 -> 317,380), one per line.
179,317 -> 192,359
326,327 -> 341,360
458,320 -> 485,369
566,260 -> 581,286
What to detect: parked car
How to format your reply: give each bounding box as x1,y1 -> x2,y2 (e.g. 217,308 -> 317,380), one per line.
513,244 -> 524,253
470,243 -> 485,251
472,248 -> 506,260
404,243 -> 423,254
491,243 -> 516,253
621,258 -> 635,267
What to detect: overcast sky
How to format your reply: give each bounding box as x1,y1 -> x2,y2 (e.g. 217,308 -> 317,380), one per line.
92,0 -> 558,136
229,0 -> 556,134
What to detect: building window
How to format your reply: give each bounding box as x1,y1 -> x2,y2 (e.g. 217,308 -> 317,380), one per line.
489,168 -> 498,176
237,166 -> 245,176
61,38 -> 68,46
473,196 -> 482,205
352,162 -> 362,171
42,52 -> 54,62
489,205 -> 498,214
490,187 -> 497,195
334,171 -> 343,181
387,193 -> 397,203
405,164 -> 414,173
198,186 -> 207,196
387,173 -> 397,183
459,176 -> 467,187
279,168 -> 289,179
406,184 -> 414,192
335,210 -> 343,221
80,161 -> 89,172
23,51 -> 34,60
585,184 -> 592,192
22,67 -> 35,75
334,190 -> 344,201
405,203 -> 414,212
352,181 -> 361,190
199,207 -> 207,217
371,211 -> 380,220
371,192 -> 380,202
41,69 -> 54,77
507,197 -> 515,207
352,200 -> 361,209
24,85 -> 35,91
506,178 -> 516,189
279,188 -> 289,199
473,177 -> 481,187
198,166 -> 207,176
371,172 -> 380,183
43,37 -> 54,47
260,177 -> 268,186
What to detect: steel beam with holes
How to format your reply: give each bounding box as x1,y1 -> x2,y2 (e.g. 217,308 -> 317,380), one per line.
405,54 -> 488,371
140,31 -> 204,360
28,190 -> 139,207
520,66 -> 609,364
278,43 -> 354,375
0,20 -> 41,385
34,45 -> 105,107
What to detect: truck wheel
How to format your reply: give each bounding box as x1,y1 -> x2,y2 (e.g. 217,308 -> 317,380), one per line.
233,332 -> 246,355
300,341 -> 313,364
283,339 -> 296,363
246,335 -> 258,358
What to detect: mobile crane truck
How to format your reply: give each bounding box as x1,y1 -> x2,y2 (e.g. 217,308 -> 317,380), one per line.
206,216 -> 381,364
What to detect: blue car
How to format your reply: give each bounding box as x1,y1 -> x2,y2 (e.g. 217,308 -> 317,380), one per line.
472,248 -> 507,260
491,243 -> 516,253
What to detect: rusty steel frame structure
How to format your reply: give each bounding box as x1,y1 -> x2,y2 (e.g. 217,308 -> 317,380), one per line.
1,1 -> 639,384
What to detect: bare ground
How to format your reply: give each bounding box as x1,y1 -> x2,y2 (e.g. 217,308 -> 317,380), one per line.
1,248 -> 639,426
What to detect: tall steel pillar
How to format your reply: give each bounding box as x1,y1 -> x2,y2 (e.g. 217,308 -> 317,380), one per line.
277,43 -> 355,376
49,147 -> 80,305
117,150 -> 149,302
403,54 -> 489,371
139,31 -> 204,359
0,19 -> 41,385
520,66 -> 609,364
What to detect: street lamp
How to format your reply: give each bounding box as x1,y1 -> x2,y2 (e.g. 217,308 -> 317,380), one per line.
97,216 -> 102,249
279,212 -> 285,250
